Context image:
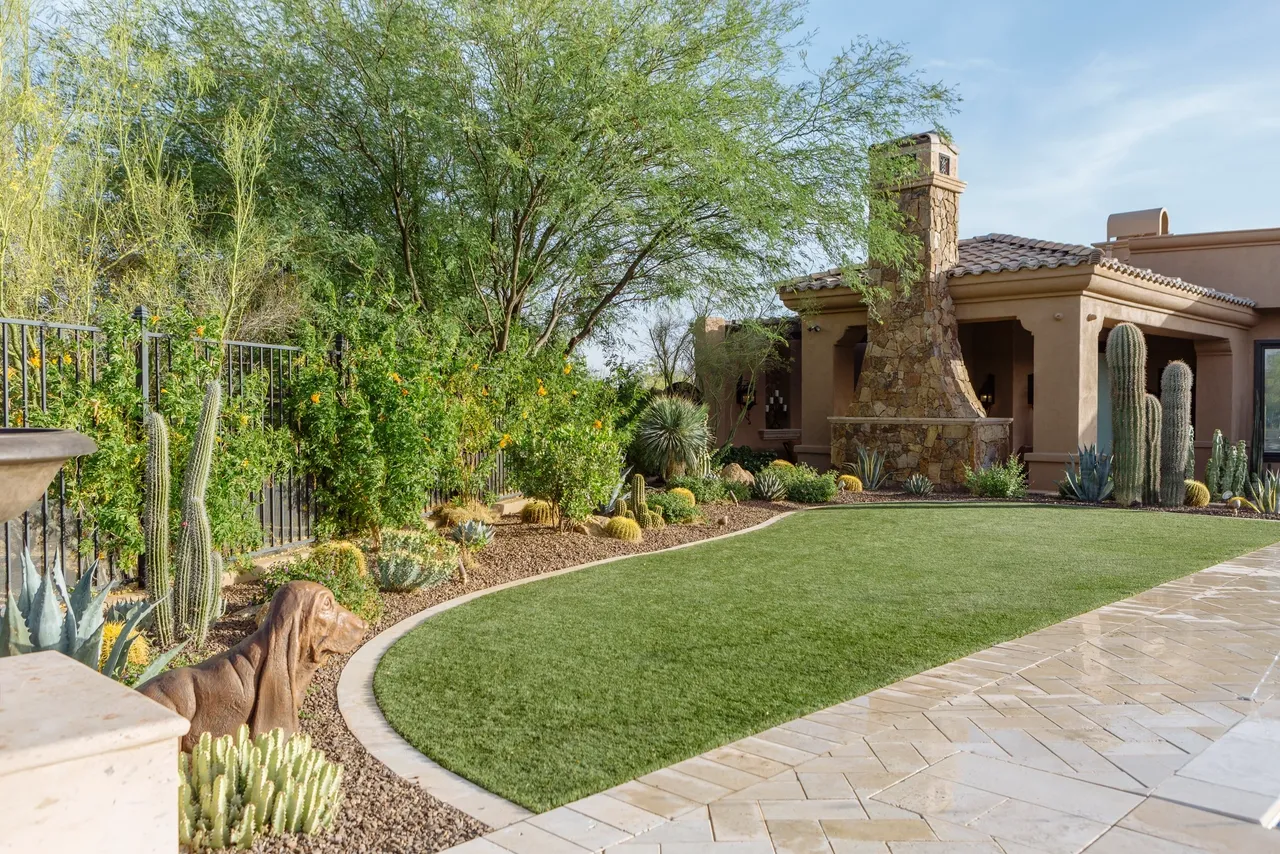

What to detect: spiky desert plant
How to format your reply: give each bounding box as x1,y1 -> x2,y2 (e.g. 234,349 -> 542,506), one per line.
1185,424 -> 1196,482
179,725 -> 343,850
843,446 -> 888,490
669,487 -> 696,506
310,541 -> 368,577
752,469 -> 786,501
1185,479 -> 1210,507
174,380 -> 224,645
769,459 -> 794,468
633,395 -> 710,480
602,516 -> 643,542
903,473 -> 934,496
1106,323 -> 1147,506
1205,429 -> 1226,498
631,473 -> 650,527
1230,439 -> 1249,497
1248,469 -> 1280,515
1058,445 -> 1113,503
520,499 -> 557,525
375,550 -> 453,592
144,410 -> 174,647
642,510 -> 665,529
1143,393 -> 1162,505
838,474 -> 863,493
1159,361 -> 1193,506
447,519 -> 493,582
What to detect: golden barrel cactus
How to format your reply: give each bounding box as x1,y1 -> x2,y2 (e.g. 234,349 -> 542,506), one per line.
838,475 -> 863,493
603,516 -> 643,542
668,487 -> 696,506
1184,479 -> 1210,508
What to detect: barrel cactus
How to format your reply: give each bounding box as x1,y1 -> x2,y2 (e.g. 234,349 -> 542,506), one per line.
1106,323 -> 1147,506
603,516 -> 643,542
669,487 -> 696,506
838,474 -> 863,493
520,499 -> 556,525
1158,361 -> 1192,506
1185,479 -> 1210,507
1143,394 -> 1162,505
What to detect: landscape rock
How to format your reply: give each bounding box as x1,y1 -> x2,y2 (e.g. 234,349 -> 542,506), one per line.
720,463 -> 754,485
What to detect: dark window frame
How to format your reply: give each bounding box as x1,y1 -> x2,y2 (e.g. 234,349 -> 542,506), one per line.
1253,339 -> 1280,462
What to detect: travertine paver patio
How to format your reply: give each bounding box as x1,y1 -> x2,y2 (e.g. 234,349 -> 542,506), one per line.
443,542 -> 1280,854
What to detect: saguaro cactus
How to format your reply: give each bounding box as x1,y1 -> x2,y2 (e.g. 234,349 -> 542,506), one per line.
1159,361 -> 1193,506
1185,424 -> 1196,481
1107,323 -> 1147,505
1143,394 -> 1162,505
632,473 -> 649,526
144,411 -> 174,647
174,380 -> 223,645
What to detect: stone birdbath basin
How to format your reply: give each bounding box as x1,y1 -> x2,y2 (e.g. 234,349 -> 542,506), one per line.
0,428 -> 97,523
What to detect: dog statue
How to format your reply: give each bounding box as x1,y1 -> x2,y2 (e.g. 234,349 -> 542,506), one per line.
139,581 -> 367,751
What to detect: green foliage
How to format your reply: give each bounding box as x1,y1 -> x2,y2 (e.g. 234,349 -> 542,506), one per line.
647,492 -> 697,524
723,481 -> 752,502
781,470 -> 838,503
666,475 -> 727,505
963,457 -> 1028,499
751,469 -> 787,502
263,550 -> 382,625
0,549 -> 184,686
1248,470 -> 1280,515
1159,361 -> 1193,506
179,726 -> 343,850
174,380 -> 224,647
520,500 -> 558,525
1143,393 -> 1162,506
903,473 -> 934,496
1185,479 -> 1210,508
712,445 -> 778,474
372,530 -> 459,592
603,516 -> 643,542
508,420 -> 624,525
1205,431 -> 1249,500
1057,445 -> 1113,503
843,446 -> 889,490
633,396 -> 710,480
448,520 -> 494,551
1106,323 -> 1147,506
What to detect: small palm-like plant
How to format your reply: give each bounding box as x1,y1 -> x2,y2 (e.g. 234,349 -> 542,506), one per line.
843,446 -> 888,490
903,473 -> 934,496
633,395 -> 710,480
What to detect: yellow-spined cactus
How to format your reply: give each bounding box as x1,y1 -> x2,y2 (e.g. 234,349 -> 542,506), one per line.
434,500 -> 497,527
520,499 -> 556,525
769,459 -> 794,468
643,510 -> 665,530
99,620 -> 151,670
838,474 -> 863,493
311,540 -> 368,577
603,516 -> 643,542
668,487 -> 696,506
1185,479 -> 1210,507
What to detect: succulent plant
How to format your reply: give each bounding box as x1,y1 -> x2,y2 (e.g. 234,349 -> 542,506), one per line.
768,459 -> 794,468
602,516 -> 643,542
1248,469 -> 1280,515
1143,393 -> 1162,505
1159,361 -> 1193,506
903,473 -> 935,496
520,499 -> 557,525
144,410 -> 174,646
1185,424 -> 1196,482
837,474 -> 863,493
447,519 -> 494,582
843,446 -> 888,490
1057,445 -> 1113,503
170,380 -> 225,646
642,510 -> 665,529
179,725 -> 343,850
632,395 -> 711,480
752,469 -> 787,501
1107,323 -> 1146,506
1185,479 -> 1210,508
375,550 -> 454,592
310,541 -> 368,578
0,548 -> 184,686
668,487 -> 696,506
1230,439 -> 1249,498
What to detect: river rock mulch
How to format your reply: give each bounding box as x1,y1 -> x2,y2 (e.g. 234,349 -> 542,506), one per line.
185,501 -> 786,854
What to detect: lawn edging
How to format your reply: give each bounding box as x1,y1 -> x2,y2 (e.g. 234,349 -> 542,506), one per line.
336,508 -> 803,828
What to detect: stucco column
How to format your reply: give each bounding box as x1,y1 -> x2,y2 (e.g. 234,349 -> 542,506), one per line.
796,320 -> 840,467
1019,301 -> 1103,491
1193,331 -> 1252,477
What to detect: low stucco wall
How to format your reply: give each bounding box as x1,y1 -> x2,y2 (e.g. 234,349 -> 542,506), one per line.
831,416 -> 1012,487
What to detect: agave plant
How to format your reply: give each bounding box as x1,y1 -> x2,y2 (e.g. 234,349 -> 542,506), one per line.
0,549 -> 184,686
843,446 -> 888,490
752,469 -> 787,502
1247,469 -> 1280,515
903,473 -> 935,496
596,466 -> 633,516
447,519 -> 494,582
633,395 -> 710,480
1057,445 -> 1114,503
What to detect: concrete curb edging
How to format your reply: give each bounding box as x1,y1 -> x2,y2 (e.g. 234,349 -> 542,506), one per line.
337,508 -> 803,828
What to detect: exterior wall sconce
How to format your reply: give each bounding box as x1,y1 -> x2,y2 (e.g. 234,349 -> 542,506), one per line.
806,322 -> 822,332
978,373 -> 996,409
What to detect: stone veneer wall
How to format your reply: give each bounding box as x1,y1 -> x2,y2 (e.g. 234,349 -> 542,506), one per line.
831,417 -> 1012,486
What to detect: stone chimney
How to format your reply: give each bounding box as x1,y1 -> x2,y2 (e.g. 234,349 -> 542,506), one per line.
851,131 -> 984,420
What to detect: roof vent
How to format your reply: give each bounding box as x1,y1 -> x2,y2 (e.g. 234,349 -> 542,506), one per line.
1107,208 -> 1169,240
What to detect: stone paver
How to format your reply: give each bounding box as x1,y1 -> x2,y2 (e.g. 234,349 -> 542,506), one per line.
438,542 -> 1280,854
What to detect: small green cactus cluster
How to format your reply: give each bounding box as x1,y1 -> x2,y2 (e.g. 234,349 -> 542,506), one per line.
179,725 -> 343,850
1205,429 -> 1248,500
752,469 -> 786,501
520,499 -> 557,525
626,473 -> 664,529
603,516 -> 643,542
1184,479 -> 1210,507
903,473 -> 934,496
1142,393 -> 1162,505
147,380 -> 224,646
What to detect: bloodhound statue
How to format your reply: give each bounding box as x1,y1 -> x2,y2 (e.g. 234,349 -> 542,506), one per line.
139,580 -> 367,751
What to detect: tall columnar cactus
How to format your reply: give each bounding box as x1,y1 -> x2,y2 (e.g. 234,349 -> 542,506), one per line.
1185,424 -> 1196,482
1158,361 -> 1193,507
1143,394 -> 1162,505
631,473 -> 649,527
1107,323 -> 1147,505
144,411 -> 175,647
1230,439 -> 1249,497
174,380 -> 223,645
1205,429 -> 1226,498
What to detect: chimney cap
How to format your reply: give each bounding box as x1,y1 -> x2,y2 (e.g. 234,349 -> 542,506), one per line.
1107,208 -> 1169,240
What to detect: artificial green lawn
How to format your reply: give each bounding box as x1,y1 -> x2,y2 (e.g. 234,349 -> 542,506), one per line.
374,504 -> 1280,811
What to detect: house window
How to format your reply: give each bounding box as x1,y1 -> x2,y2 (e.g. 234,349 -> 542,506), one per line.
938,153 -> 951,176
1255,341 -> 1280,459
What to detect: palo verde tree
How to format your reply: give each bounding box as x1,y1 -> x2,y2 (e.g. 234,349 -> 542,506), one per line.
177,0 -> 956,355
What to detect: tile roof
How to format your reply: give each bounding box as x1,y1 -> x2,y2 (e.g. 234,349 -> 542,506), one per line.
783,233 -> 1255,307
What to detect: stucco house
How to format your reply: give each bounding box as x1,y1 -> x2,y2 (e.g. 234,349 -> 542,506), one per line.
697,132 -> 1280,492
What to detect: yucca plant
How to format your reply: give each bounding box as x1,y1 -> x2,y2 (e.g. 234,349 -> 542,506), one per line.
1058,445 -> 1114,504
843,446 -> 888,490
633,395 -> 710,480
0,549 -> 184,685
903,473 -> 934,496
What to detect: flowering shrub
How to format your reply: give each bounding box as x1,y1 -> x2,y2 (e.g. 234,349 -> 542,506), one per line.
507,420 -> 624,524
